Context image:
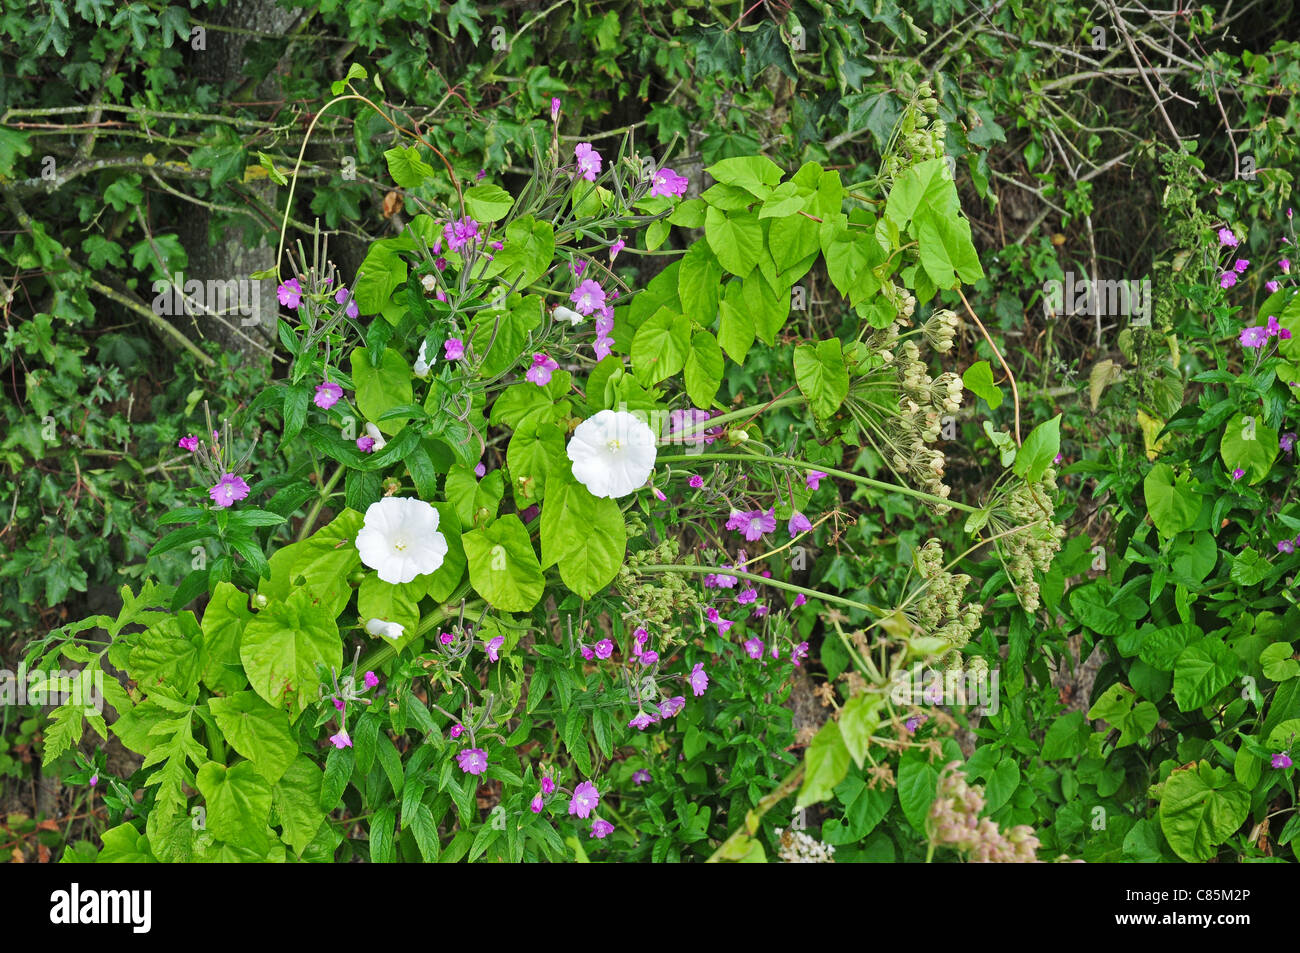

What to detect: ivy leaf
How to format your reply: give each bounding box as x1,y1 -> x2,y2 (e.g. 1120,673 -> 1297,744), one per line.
683,330 -> 725,408
704,206 -> 763,277
1143,463 -> 1202,538
464,183 -> 514,222
1173,638 -> 1240,712
1158,761 -> 1249,862
961,360 -> 1003,409
796,720 -> 850,809
239,588 -> 343,720
462,515 -> 545,612
446,0 -> 484,43
207,691 -> 298,785
195,760 -> 273,854
794,338 -> 850,421
1013,414 -> 1061,483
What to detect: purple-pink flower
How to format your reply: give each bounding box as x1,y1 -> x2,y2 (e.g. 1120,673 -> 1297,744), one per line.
590,818 -> 615,839
530,794 -> 544,813
277,278 -> 302,309
1280,432 -> 1296,453
639,650 -> 660,665
806,470 -> 828,490
743,637 -> 764,660
1240,325 -> 1269,349
650,167 -> 689,199
1233,258 -> 1250,274
1218,227 -> 1239,247
593,335 -> 614,361
178,434 -> 199,452
314,381 -> 344,409
1232,468 -> 1245,480
610,238 -> 626,261
329,730 -> 352,749
569,780 -> 600,818
1273,752 -> 1293,769
570,279 -> 606,315
632,769 -> 651,785
688,662 -> 708,696
788,511 -> 812,537
334,286 -> 359,319
736,588 -> 757,605
209,473 -> 250,508
457,748 -> 488,776
791,641 -> 809,667
629,711 -> 657,730
688,475 -> 704,489
541,776 -> 555,795
486,635 -> 504,662
659,696 -> 685,718
1220,272 -> 1238,289
736,508 -> 776,541
357,436 -> 376,452
574,143 -> 602,181
594,639 -> 614,660
364,671 -> 379,688
550,97 -> 561,122
444,338 -> 465,361
526,353 -> 559,386
443,217 -> 480,252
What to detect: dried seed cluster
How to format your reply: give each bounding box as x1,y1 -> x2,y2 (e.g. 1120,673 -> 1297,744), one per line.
928,761 -> 1043,863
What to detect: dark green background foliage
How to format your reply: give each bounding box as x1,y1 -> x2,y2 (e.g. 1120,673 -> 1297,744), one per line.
3,0 -> 1299,861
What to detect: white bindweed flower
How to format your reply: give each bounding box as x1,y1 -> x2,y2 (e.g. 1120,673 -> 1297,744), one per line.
413,339 -> 432,379
355,497 -> 448,584
553,305 -> 584,326
364,421 -> 388,452
365,617 -> 405,640
566,409 -> 657,499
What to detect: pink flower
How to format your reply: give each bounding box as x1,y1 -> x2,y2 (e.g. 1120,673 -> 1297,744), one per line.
541,776 -> 555,795
1220,272 -> 1237,289
806,470 -> 828,490
569,780 -> 600,818
443,217 -> 480,252
329,730 -> 352,749
89,774 -> 98,787
1232,468 -> 1245,480
530,794 -> 544,813
650,167 -> 689,199
1267,280 -> 1280,293
364,671 -> 379,688
640,651 -> 660,665
1272,752 -> 1293,769
632,769 -> 651,785
357,436 -> 376,452
688,475 -> 704,489
610,238 -> 626,261
571,260 -> 587,277
688,662 -> 708,696
738,508 -> 776,541
526,353 -> 559,386
1240,326 -> 1269,349
490,240 -> 503,251
629,712 -> 657,730
457,748 -> 488,775
1281,258 -> 1291,274
651,486 -> 667,502
570,279 -> 606,315
590,818 -> 615,839
277,278 -> 302,309
314,381 -> 344,409
444,338 -> 465,361
209,473 -> 250,508
788,511 -> 812,537
574,143 -> 602,181
550,97 -> 561,122
486,635 -> 504,662
449,724 -> 464,739
744,637 -> 764,659
659,696 -> 685,718
435,257 -> 448,272
594,309 -> 615,335
333,697 -> 345,712
594,639 -> 614,660
178,434 -> 199,452
1280,432 -> 1296,453
580,644 -> 594,661
793,593 -> 807,608
475,462 -> 486,477
736,588 -> 757,605
593,335 -> 614,361
1233,258 -> 1250,274
1218,227 -> 1239,247
791,641 -> 809,667
334,286 -> 359,319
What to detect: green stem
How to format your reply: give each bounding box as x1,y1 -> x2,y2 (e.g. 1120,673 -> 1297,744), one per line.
357,585 -> 478,671
706,761 -> 805,862
638,564 -> 881,617
297,466 -> 345,542
675,395 -> 804,433
654,452 -> 977,513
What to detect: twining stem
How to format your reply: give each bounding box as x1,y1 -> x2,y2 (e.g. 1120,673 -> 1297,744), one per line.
674,394 -> 804,434
637,564 -> 882,618
705,761 -> 805,862
357,586 -> 477,672
654,452 -> 978,513
297,466 -> 345,542
957,287 -> 1022,446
